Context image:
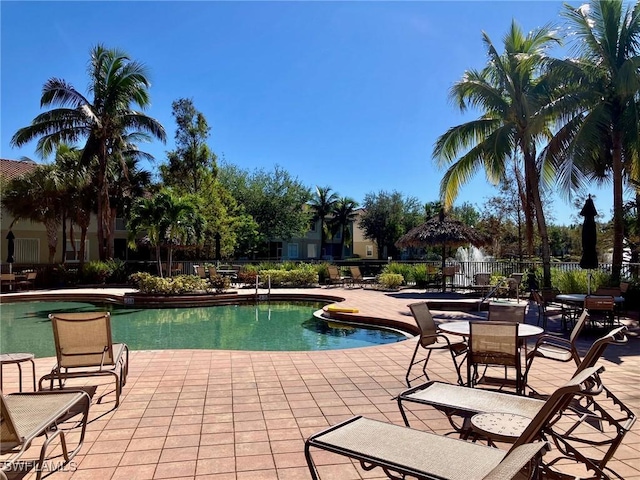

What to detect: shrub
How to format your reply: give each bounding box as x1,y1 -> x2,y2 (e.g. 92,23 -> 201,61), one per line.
129,272 -> 215,294
82,261 -> 112,284
258,266 -> 319,287
412,264 -> 429,287
381,262 -> 411,284
551,268 -> 611,294
209,274 -> 231,293
378,273 -> 404,290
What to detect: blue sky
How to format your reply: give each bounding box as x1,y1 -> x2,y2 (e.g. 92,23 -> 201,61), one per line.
0,1 -> 617,225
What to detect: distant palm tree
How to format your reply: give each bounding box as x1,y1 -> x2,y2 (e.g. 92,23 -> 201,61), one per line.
11,44 -> 166,260
434,21 -> 560,287
2,164 -> 64,263
543,0 -> 640,283
330,197 -> 359,259
309,186 -> 339,258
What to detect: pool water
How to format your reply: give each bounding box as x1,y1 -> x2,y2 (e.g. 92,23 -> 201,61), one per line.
0,301 -> 407,357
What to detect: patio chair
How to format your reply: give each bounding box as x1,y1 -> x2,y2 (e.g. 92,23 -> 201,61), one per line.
405,302 -> 467,387
16,271 -> 37,291
470,272 -> 492,294
305,366 -> 604,480
326,265 -> 345,287
531,290 -> 563,330
0,389 -> 91,480
584,295 -> 616,328
193,265 -> 206,278
467,321 -> 523,394
0,273 -> 15,292
208,265 -> 217,278
442,265 -> 457,291
39,312 -> 129,407
522,309 -> 589,387
348,266 -> 375,288
507,273 -> 524,301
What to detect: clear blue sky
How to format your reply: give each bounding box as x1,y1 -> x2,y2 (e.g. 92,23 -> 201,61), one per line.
1,1 -> 616,225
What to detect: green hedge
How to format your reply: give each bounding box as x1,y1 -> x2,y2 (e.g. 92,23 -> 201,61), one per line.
129,272 -> 227,294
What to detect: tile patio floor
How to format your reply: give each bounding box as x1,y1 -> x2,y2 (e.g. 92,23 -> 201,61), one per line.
1,286 -> 639,479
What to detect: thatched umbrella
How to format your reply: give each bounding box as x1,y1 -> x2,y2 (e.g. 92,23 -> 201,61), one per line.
396,211 -> 488,292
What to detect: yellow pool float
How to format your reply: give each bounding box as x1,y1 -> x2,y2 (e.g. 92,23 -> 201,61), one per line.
326,305 -> 359,313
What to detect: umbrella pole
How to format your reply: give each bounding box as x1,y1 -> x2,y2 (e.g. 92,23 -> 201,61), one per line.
588,270 -> 591,295
441,244 -> 446,292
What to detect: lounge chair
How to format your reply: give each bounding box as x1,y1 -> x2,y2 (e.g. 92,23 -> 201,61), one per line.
522,309 -> 589,385
405,302 -> 467,387
326,265 -> 345,287
0,389 -> 91,480
348,266 -> 375,288
397,328 -> 633,479
208,265 -> 218,278
305,366 -> 603,480
39,312 -> 129,407
193,265 -> 206,278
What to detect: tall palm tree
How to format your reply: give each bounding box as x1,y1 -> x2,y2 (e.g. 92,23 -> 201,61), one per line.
10,44 -> 166,260
544,0 -> 640,283
433,21 -> 561,287
309,186 -> 339,258
329,197 -> 359,259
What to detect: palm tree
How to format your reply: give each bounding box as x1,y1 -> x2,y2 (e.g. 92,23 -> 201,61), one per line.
433,21 -> 561,288
329,197 -> 359,259
2,164 -> 64,263
10,44 -> 166,261
309,186 -> 339,258
544,0 -> 640,283
128,190 -> 204,277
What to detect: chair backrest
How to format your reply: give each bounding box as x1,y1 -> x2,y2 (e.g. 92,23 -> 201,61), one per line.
474,272 -> 491,286
208,266 -> 217,278
575,326 -> 628,375
327,266 -> 341,280
469,321 -> 519,367
585,295 -> 615,311
569,309 -> 590,343
49,312 -> 115,368
541,288 -> 560,303
619,281 -> 630,294
488,303 -> 526,323
1,273 -> 15,282
442,266 -> 456,277
595,287 -> 621,297
25,271 -> 37,281
0,391 -> 22,451
349,266 -> 363,281
193,265 -> 206,278
510,365 -> 605,450
408,302 -> 438,347
531,290 -> 544,308
510,273 -> 524,285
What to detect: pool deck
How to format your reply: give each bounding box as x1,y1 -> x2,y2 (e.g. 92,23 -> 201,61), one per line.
1,286 -> 639,479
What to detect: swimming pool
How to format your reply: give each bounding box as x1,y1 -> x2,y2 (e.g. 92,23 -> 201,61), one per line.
0,301 -> 407,356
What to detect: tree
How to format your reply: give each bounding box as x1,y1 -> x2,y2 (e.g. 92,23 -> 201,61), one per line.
217,163 -> 312,257
127,189 -> 204,276
544,0 -> 640,283
358,190 -> 421,259
433,21 -> 561,287
11,44 -> 166,260
160,98 -> 217,194
329,197 -> 359,259
309,186 -> 339,258
2,163 -> 63,263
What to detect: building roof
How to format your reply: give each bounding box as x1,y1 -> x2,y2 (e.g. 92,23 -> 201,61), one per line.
0,158 -> 39,180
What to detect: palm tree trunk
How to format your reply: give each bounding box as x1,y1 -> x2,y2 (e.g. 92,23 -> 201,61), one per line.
61,212 -> 68,264
611,131 -> 624,283
524,147 -> 552,288
45,218 -> 58,264
79,227 -> 88,269
156,245 -> 163,278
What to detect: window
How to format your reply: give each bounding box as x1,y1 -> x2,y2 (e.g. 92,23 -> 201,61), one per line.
288,243 -> 299,259
307,244 -> 318,259
309,219 -> 317,232
65,240 -> 89,262
15,238 -> 39,263
115,217 -> 127,231
366,245 -> 373,257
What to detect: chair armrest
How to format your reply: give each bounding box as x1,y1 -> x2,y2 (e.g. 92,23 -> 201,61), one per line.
532,335 -> 571,350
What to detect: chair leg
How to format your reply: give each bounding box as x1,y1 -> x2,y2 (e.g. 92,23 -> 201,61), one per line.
405,341 -> 422,387
449,350 -> 466,386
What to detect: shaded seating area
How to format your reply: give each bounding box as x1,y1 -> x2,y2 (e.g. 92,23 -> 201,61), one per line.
39,312 -> 129,407
306,366 -> 604,480
397,328 -> 634,479
0,389 -> 91,480
405,302 -> 467,387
